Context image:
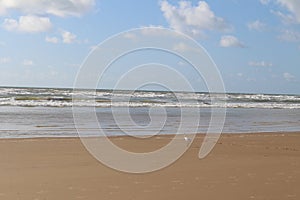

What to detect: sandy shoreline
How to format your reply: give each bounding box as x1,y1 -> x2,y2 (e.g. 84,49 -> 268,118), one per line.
0,132 -> 299,200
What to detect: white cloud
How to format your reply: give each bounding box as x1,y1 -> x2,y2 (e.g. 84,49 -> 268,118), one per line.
46,32 -> 83,44
173,42 -> 200,52
276,0 -> 300,23
140,25 -> 166,36
247,20 -> 266,31
283,72 -> 295,81
3,15 -> 52,33
219,35 -> 245,48
45,36 -> 59,44
23,59 -> 34,66
0,1 -> 95,35
61,31 -> 77,44
264,0 -> 300,24
278,30 -> 300,42
237,73 -> 243,77
173,42 -> 189,52
260,0 -> 270,5
2,18 -> 18,31
248,61 -> 273,67
178,61 -> 187,66
0,57 -> 11,64
123,32 -> 137,40
160,1 -> 231,37
0,0 -> 95,17
271,10 -> 296,24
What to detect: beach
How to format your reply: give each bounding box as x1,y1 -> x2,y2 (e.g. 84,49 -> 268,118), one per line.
0,133 -> 299,200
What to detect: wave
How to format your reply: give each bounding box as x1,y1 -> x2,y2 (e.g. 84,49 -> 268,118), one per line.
0,87 -> 299,109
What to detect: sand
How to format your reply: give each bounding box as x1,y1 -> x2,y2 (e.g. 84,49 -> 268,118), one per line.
0,132 -> 299,200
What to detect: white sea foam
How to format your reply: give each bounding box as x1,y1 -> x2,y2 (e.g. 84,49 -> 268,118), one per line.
0,87 -> 299,109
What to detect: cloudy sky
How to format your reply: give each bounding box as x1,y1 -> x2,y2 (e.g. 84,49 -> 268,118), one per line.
0,0 -> 299,94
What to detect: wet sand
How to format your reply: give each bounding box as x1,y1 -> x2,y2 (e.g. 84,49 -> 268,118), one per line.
0,133 -> 299,200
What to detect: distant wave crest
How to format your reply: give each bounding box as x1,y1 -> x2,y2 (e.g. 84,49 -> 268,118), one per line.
0,87 -> 300,109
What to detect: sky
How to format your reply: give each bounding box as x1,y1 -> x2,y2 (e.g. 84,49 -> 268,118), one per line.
0,0 -> 299,94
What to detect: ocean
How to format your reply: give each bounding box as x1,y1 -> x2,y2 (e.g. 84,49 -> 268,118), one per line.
0,87 -> 299,138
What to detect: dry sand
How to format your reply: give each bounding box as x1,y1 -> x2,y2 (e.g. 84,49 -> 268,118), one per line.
0,133 -> 299,200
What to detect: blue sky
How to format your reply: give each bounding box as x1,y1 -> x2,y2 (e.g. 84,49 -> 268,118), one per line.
0,0 -> 299,94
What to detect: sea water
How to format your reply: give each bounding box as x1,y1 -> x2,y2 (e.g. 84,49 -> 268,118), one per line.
0,87 -> 299,138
